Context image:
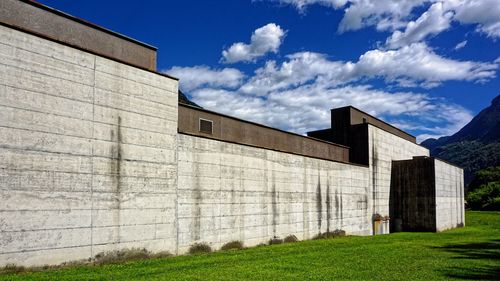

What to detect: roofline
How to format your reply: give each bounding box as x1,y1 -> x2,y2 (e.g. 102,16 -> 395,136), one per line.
0,21 -> 179,81
20,0 -> 157,50
433,157 -> 464,170
333,105 -> 417,139
179,103 -> 351,149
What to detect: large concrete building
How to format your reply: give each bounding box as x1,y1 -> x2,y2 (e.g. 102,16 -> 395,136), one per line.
0,0 -> 465,267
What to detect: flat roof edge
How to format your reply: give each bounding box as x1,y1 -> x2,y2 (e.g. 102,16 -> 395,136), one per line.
19,0 -> 157,50
0,21 -> 178,81
179,103 -> 350,149
333,105 -> 417,139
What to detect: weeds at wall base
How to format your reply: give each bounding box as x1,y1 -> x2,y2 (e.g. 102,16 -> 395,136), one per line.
0,248 -> 172,275
220,241 -> 244,251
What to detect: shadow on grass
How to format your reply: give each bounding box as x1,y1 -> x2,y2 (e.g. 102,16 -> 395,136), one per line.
432,239 -> 500,280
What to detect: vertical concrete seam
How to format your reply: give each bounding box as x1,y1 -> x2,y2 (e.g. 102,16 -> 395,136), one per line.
218,143 -> 222,247
90,55 -> 96,257
174,132 -> 179,255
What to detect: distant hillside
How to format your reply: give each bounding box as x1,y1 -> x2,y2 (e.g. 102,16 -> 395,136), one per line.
421,95 -> 500,184
178,90 -> 201,108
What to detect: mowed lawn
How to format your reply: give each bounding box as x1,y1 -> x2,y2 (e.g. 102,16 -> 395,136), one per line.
1,211 -> 499,281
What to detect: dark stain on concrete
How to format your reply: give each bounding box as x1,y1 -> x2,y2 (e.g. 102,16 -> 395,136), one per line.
302,165 -> 309,238
316,174 -> 322,233
192,161 -> 202,241
230,187 -> 236,229
271,170 -> 278,237
335,189 -> 340,226
340,187 -> 344,227
371,135 -> 378,216
109,116 -> 123,243
326,179 -> 331,233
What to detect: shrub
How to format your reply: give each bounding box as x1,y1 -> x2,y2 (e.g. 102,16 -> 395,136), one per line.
92,248 -> 171,265
466,182 -> 500,211
313,229 -> 346,240
220,241 -> 244,251
189,242 -> 212,254
284,235 -> 299,243
268,237 -> 283,245
94,248 -> 149,264
468,166 -> 500,192
1,264 -> 26,274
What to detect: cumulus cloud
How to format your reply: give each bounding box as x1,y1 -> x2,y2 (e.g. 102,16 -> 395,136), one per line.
239,43 -> 497,96
188,82 -> 472,140
353,43 -> 497,86
221,23 -> 286,63
386,2 -> 453,49
266,0 -> 348,11
168,41 -> 491,139
266,0 -> 430,32
338,0 -> 430,32
449,0 -> 500,38
454,40 -> 467,50
267,0 -> 500,41
385,1 -> 500,48
166,66 -> 245,91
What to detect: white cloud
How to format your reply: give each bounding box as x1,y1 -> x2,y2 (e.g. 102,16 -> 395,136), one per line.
449,0 -> 500,38
266,0 -> 430,32
239,43 -> 497,96
166,66 -> 245,91
385,0 -> 500,48
240,52 -> 347,95
338,0 -> 430,32
386,2 -> 453,49
267,0 -> 500,41
189,82 -> 472,140
266,0 -> 348,11
221,23 -> 286,63
454,40 -> 467,50
353,43 -> 497,86
170,41 -> 490,140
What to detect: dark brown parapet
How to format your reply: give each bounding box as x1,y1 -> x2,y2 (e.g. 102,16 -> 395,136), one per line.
0,0 -> 157,71
342,106 -> 416,143
178,104 -> 351,164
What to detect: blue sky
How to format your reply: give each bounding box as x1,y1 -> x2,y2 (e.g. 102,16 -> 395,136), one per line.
38,0 -> 499,142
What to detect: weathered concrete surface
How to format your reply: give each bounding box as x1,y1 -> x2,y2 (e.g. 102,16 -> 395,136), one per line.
435,159 -> 465,231
0,21 -> 465,267
390,157 -> 437,231
0,25 -> 178,266
367,125 -> 430,232
177,134 -> 371,253
389,157 -> 464,232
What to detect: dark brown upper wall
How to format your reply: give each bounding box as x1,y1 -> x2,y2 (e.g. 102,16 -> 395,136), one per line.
179,104 -> 350,163
1,0 -> 157,71
333,106 -> 416,143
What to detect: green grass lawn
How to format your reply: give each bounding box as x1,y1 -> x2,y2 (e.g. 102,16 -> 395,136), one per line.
1,211 -> 499,281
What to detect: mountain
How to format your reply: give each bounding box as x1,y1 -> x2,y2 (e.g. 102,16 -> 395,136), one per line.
421,95 -> 500,185
178,90 -> 201,108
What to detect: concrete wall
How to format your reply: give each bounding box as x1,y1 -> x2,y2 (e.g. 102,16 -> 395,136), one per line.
177,134 -> 371,253
435,159 -> 465,231
389,157 -> 465,232
390,157 -> 437,232
0,21 -> 465,267
368,126 -> 430,222
0,25 -> 178,266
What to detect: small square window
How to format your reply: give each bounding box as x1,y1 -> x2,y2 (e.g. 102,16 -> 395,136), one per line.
199,118 -> 213,134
